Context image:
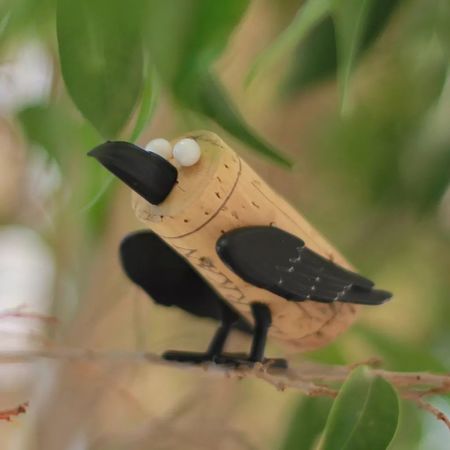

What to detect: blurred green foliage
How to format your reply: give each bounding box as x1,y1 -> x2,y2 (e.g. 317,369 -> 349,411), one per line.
144,0 -> 250,84
0,0 -> 449,448
284,16 -> 338,93
56,0 -> 292,166
57,0 -> 144,137
247,0 -> 332,87
250,0 -> 402,106
143,0 -> 292,166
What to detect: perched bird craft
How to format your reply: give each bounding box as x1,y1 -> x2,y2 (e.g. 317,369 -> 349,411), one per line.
89,131 -> 391,368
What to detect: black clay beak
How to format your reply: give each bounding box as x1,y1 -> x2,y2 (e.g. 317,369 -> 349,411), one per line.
88,141 -> 178,205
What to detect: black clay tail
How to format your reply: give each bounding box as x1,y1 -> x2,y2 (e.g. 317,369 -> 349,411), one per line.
340,287 -> 391,305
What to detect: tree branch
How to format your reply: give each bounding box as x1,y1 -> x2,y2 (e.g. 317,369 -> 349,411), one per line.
0,403 -> 28,421
0,306 -> 58,324
0,348 -> 449,428
403,393 -> 450,430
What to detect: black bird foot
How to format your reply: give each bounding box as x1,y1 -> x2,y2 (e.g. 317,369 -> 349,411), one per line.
162,303 -> 288,370
162,350 -> 288,369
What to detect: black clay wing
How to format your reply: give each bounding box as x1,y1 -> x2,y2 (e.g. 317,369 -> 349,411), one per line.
120,230 -> 252,331
216,226 -> 392,305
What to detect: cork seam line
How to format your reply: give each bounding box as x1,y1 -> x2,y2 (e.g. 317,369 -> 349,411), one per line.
163,157 -> 242,240
250,179 -> 335,261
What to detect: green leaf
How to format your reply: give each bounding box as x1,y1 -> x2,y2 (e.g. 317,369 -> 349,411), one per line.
57,0 -> 144,138
280,397 -> 333,450
17,101 -> 113,235
246,0 -> 332,86
360,0 -> 401,49
129,66 -> 159,142
76,155 -> 116,235
332,0 -> 373,113
0,0 -> 54,49
409,142 -> 450,213
17,102 -> 91,165
145,0 -> 250,84
321,367 -> 399,450
283,16 -> 337,95
387,399 -> 423,450
436,0 -> 450,58
194,73 -> 292,167
143,1 -> 290,167
283,0 -> 400,95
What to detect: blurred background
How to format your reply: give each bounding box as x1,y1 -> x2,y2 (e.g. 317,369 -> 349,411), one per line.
0,0 -> 449,448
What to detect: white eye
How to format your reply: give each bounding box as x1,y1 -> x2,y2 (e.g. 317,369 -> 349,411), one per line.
173,138 -> 201,167
145,138 -> 172,160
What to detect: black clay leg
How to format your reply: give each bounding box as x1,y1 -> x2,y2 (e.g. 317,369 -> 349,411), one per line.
246,302 -> 287,369
164,302 -> 287,369
249,303 -> 272,362
206,306 -> 239,357
163,304 -> 239,364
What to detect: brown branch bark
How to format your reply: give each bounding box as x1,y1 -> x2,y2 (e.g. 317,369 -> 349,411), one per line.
0,403 -> 28,421
0,348 -> 449,428
0,306 -> 58,324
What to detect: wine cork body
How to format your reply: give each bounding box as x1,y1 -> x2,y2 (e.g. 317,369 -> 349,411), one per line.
133,131 -> 358,352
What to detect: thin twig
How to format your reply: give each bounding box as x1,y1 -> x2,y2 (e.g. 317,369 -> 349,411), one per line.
0,347 -> 449,428
0,402 -> 28,421
0,306 -> 58,324
0,348 -> 448,392
404,394 -> 450,430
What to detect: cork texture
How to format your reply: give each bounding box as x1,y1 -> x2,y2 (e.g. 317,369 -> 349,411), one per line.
133,131 -> 359,352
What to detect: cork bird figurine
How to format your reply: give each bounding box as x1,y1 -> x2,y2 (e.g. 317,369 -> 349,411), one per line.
89,131 -> 391,368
